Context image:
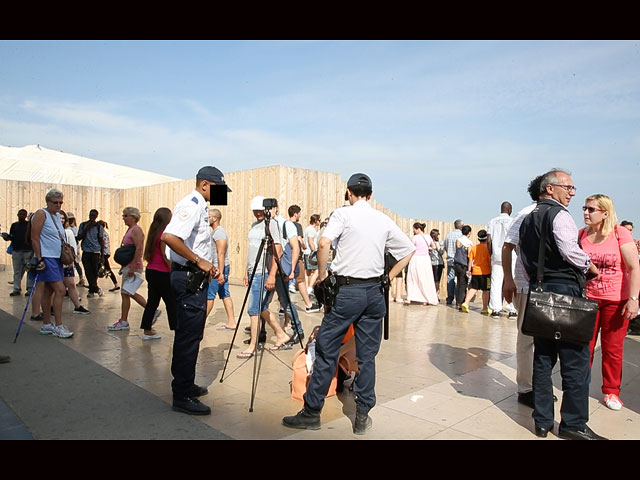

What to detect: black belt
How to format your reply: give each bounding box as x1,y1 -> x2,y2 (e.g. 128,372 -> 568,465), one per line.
171,261 -> 198,272
335,275 -> 382,286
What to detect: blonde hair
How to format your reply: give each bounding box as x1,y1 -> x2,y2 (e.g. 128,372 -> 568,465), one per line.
123,206 -> 141,222
585,194 -> 618,237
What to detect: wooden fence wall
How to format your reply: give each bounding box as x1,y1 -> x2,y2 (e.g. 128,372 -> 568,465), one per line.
0,166 -> 485,294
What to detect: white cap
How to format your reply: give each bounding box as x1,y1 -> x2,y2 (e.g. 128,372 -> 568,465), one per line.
250,196 -> 265,211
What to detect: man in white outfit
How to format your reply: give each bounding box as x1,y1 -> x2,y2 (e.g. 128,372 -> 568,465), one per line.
487,202 -> 517,319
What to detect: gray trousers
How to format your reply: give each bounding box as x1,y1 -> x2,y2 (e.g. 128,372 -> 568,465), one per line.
12,250 -> 34,292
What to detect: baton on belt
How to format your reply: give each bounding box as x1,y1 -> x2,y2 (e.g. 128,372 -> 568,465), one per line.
383,252 -> 390,340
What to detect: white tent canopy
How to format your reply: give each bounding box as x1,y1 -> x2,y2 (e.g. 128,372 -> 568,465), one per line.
0,144 -> 180,189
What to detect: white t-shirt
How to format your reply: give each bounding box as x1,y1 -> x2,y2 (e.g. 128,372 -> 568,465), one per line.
303,225 -> 318,255
487,213 -> 513,263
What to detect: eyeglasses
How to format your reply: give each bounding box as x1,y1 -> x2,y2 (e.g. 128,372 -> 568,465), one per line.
582,206 -> 604,213
551,184 -> 576,193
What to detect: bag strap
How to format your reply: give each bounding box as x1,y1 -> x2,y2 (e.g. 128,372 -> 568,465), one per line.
45,210 -> 66,246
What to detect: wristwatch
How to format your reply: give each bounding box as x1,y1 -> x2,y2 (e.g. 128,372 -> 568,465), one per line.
631,296 -> 638,301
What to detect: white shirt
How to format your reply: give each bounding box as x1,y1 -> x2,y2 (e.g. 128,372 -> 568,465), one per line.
164,190 -> 212,265
487,213 -> 513,263
321,200 -> 415,278
504,203 -> 536,292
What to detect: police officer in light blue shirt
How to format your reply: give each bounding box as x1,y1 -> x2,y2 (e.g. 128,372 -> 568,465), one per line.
282,173 -> 415,435
162,166 -> 231,416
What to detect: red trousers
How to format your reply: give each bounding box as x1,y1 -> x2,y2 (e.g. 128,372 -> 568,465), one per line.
589,299 -> 629,396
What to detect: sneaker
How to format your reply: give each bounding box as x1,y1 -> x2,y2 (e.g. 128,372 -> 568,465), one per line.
73,306 -> 91,315
108,320 -> 130,331
279,308 -> 285,316
508,312 -> 518,319
460,303 -> 470,313
306,303 -> 321,313
9,290 -> 21,296
40,323 -> 56,335
87,292 -> 94,298
307,286 -> 314,296
52,324 -> 74,338
490,311 -> 501,319
481,308 -> 493,316
152,310 -> 161,326
30,314 -> 43,322
98,289 -> 104,297
142,332 -> 161,340
604,393 -> 623,411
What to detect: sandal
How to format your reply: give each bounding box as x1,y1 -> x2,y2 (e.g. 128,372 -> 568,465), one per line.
217,325 -> 236,331
269,341 -> 293,351
237,351 -> 255,359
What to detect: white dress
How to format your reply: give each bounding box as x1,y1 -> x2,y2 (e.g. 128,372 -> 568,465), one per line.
406,233 -> 439,305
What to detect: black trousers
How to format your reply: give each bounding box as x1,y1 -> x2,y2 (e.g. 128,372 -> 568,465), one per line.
140,268 -> 177,331
82,252 -> 102,293
170,270 -> 208,400
453,262 -> 468,305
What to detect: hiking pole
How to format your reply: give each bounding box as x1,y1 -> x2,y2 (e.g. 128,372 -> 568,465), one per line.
14,271 -> 39,343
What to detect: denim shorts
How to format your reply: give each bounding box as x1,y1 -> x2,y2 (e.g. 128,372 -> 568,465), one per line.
247,271 -> 275,316
207,265 -> 231,300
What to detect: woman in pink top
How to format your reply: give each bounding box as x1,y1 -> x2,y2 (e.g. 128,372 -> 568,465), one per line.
405,222 -> 439,306
139,207 -> 176,339
580,194 -> 640,411
108,207 -> 150,332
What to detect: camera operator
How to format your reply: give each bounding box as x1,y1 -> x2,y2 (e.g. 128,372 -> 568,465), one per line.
282,173 -> 415,435
161,166 -> 230,416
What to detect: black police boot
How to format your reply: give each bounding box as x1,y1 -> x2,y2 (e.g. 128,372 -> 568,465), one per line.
282,407 -> 321,430
172,397 -> 211,415
353,411 -> 372,435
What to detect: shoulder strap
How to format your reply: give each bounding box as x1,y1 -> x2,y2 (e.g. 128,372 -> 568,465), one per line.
45,210 -> 66,245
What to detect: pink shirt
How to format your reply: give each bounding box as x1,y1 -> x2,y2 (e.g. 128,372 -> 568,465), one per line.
412,233 -> 433,256
579,225 -> 634,301
146,229 -> 170,272
122,224 -> 144,270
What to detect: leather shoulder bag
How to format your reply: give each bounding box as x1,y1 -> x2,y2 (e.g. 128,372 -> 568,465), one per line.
521,209 -> 598,346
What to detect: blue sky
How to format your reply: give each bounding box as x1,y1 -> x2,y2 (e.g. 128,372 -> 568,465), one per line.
1,40 -> 639,226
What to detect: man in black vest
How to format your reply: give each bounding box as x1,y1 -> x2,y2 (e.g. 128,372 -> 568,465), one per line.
519,168 -> 604,440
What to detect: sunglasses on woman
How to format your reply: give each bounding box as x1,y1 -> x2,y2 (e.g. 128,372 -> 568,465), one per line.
582,206 -> 604,213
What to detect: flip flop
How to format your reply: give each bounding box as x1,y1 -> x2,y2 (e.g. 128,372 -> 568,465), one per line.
268,342 -> 293,351
217,325 -> 236,331
236,351 -> 255,359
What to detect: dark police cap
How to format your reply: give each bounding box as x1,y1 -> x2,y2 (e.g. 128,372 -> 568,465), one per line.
197,166 -> 232,192
347,173 -> 372,189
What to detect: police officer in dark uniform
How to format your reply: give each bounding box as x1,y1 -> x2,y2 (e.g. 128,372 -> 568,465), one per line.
282,173 -> 415,434
162,166 -> 231,415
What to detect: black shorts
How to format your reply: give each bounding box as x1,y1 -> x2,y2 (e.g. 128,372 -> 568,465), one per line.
469,274 -> 490,291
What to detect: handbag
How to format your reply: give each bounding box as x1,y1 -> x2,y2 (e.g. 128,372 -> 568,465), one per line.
114,244 -> 136,267
47,210 -> 76,266
521,209 -> 598,346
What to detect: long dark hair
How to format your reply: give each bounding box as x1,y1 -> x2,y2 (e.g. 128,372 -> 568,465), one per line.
144,207 -> 172,262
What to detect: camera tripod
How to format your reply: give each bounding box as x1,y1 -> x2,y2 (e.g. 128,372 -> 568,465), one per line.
220,208 -> 305,412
